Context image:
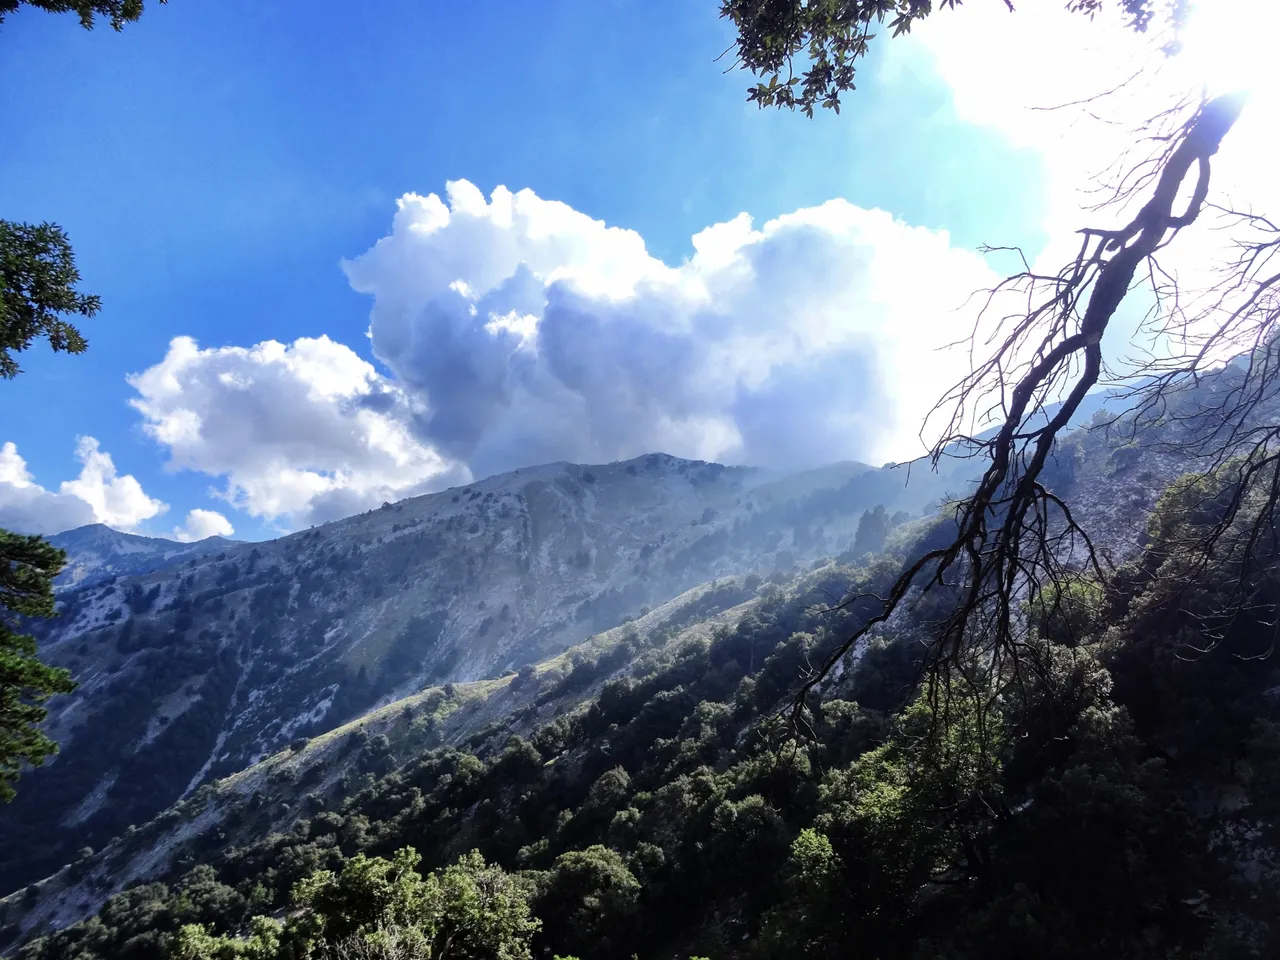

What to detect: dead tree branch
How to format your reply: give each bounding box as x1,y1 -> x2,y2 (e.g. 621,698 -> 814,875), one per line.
793,92 -> 1247,720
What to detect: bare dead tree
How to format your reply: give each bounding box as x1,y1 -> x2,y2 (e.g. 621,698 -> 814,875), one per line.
792,92 -> 1253,716
1120,198 -> 1280,582
717,0 -> 1280,721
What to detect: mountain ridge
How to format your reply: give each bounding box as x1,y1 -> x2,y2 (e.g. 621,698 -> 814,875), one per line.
47,524 -> 240,590
3,371 -> 1263,953
0,451 -> 945,898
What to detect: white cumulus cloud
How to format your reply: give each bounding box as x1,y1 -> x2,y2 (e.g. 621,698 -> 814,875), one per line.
0,437 -> 167,535
173,508 -> 235,542
123,184 -> 1002,527
909,4 -> 1280,379
127,334 -> 465,528
342,181 -> 998,477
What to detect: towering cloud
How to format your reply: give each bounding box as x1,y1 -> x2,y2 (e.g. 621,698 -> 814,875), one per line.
344,181 -> 996,480
124,184 -> 996,528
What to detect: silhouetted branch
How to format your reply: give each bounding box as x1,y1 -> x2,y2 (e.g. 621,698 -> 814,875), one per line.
793,92 -> 1248,724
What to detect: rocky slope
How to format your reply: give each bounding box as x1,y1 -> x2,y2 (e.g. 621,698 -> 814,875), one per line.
0,574 -> 768,947
0,451 -> 956,897
5,358 -> 1278,956
0,375 -> 1244,945
47,524 -> 237,589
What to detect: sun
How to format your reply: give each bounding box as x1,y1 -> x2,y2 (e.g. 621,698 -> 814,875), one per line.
1178,0 -> 1280,101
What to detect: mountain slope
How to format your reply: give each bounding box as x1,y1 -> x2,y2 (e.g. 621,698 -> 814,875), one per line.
0,574 -> 766,946
0,452 -> 950,897
0,395 -> 1177,941
11,432 -> 1274,960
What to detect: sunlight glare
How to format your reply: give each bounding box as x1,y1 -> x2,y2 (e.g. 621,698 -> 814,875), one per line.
1179,0 -> 1279,102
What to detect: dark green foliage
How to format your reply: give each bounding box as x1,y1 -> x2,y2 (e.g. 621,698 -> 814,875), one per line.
0,530 -> 75,802
536,846 -> 639,959
0,0 -> 161,30
852,504 -> 890,559
720,0 -> 1184,117
0,217 -> 95,807
0,222 -> 98,380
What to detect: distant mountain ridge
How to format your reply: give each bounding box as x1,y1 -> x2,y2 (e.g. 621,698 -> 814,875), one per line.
48,524 -> 239,589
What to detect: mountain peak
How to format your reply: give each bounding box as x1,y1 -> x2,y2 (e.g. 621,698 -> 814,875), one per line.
46,524 -> 237,588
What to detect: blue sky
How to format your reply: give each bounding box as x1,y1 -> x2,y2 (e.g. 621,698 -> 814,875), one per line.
0,0 -> 1051,541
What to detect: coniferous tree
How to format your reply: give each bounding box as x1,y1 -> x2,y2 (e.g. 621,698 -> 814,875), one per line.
0,222 -> 87,798
0,530 -> 74,802
0,0 -> 164,802
0,0 -> 160,30
0,222 -> 98,380
852,505 -> 890,559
